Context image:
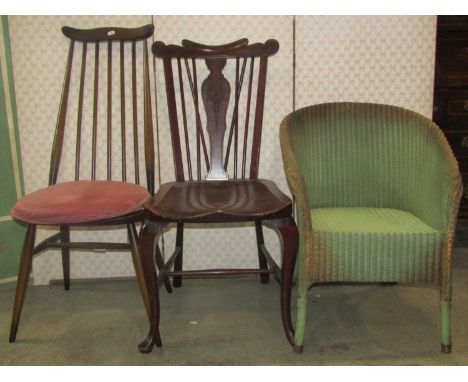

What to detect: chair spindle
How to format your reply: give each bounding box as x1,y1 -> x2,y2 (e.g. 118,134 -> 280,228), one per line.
224,57 -> 247,178
131,41 -> 140,185
120,41 -> 126,182
249,57 -> 268,179
143,40 -> 155,195
241,57 -> 255,179
107,41 -> 112,180
49,40 -> 75,186
75,42 -> 87,181
177,58 -> 193,180
91,43 -> 99,180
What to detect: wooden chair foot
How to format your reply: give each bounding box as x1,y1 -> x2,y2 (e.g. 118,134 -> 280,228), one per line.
137,331 -> 162,353
9,225 -> 36,345
173,276 -> 182,288
260,274 -> 269,284
441,344 -> 452,353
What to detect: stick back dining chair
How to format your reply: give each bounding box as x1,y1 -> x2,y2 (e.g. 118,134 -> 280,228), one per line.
280,102 -> 462,353
136,39 -> 298,353
9,24 -> 156,342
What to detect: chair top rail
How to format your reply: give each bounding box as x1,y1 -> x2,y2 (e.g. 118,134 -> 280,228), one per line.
62,24 -> 154,42
152,38 -> 279,59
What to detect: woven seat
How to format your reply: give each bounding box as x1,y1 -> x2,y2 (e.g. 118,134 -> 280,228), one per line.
311,207 -> 442,282
12,181 -> 149,225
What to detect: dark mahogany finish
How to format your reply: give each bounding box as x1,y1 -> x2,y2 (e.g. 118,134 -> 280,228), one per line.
137,39 -> 298,353
144,179 -> 291,222
9,25 -> 155,343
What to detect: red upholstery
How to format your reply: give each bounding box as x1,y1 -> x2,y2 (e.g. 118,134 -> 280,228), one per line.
12,180 -> 150,225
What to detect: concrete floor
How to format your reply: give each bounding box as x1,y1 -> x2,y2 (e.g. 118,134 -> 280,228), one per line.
1,249 -> 468,365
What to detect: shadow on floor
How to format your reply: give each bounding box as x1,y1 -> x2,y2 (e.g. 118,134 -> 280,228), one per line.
1,248 -> 468,365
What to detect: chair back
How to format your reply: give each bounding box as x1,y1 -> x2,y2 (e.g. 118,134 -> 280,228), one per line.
48,24 -> 155,194
153,39 -> 279,181
283,102 -> 459,215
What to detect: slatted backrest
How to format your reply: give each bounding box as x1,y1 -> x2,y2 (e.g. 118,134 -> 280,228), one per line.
152,39 -> 279,181
48,24 -> 156,194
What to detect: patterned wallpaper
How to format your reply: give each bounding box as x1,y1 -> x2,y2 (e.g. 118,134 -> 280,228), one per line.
295,16 -> 437,117
8,15 -> 436,285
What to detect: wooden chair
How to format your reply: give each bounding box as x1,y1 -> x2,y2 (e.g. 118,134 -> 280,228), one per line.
136,39 -> 298,353
9,24 -> 156,342
280,102 -> 462,353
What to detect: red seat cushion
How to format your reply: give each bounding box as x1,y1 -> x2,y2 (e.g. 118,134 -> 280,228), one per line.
12,180 -> 150,225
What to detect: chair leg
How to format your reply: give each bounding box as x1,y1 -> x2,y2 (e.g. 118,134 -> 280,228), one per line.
60,226 -> 70,290
173,222 -> 184,288
154,243 -> 173,293
9,224 -> 36,343
268,217 -> 299,351
255,221 -> 269,284
127,223 -> 151,319
440,295 -> 452,353
137,221 -> 167,354
293,293 -> 308,354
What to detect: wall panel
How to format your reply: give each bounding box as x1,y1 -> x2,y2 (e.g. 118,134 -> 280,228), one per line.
295,16 -> 437,116
7,15 -> 437,285
0,16 -> 25,281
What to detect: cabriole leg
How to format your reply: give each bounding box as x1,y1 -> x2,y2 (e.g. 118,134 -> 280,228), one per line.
128,223 -> 151,319
268,217 -> 299,351
137,221 -> 167,353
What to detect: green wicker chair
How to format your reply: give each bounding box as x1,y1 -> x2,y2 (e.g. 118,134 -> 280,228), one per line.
279,102 -> 462,354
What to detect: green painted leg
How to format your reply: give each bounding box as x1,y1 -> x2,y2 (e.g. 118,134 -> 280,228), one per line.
440,299 -> 452,353
293,293 -> 308,353
292,257 -> 299,284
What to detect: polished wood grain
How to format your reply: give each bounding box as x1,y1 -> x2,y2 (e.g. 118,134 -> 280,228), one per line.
138,38 -> 298,353
144,179 -> 292,223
